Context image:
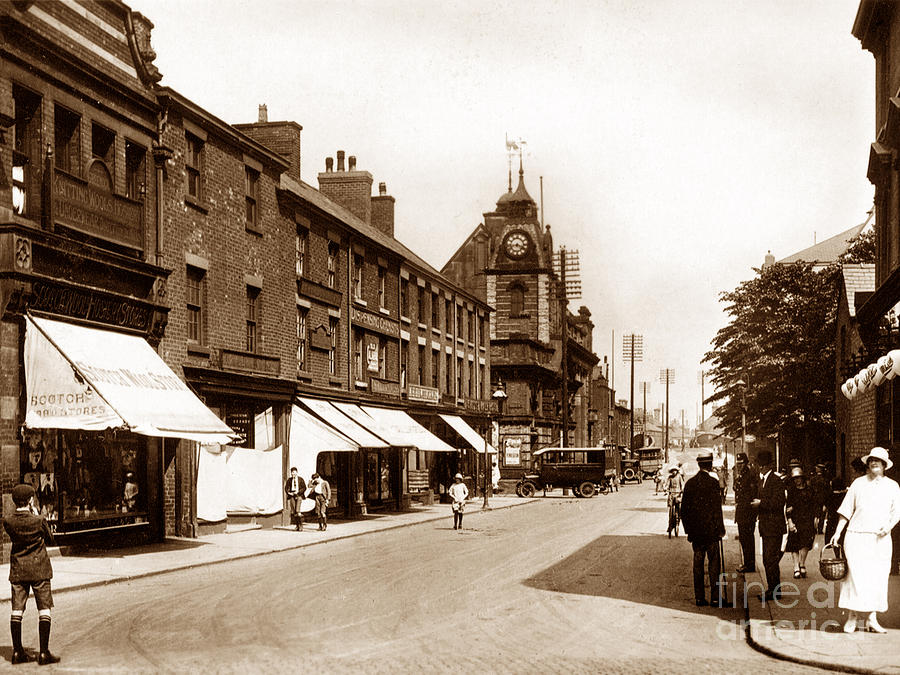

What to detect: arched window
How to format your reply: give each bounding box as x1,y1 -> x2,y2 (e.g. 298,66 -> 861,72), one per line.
509,283 -> 526,317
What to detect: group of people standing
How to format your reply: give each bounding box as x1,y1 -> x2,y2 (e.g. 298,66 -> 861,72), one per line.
729,446 -> 900,633
284,468 -> 331,532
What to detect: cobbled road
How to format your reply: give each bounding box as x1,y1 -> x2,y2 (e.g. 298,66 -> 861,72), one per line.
38,483 -> 828,673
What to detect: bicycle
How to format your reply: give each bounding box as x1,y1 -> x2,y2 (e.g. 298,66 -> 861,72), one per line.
667,493 -> 681,538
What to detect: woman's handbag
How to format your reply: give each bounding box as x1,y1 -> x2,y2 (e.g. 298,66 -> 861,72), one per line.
819,542 -> 848,581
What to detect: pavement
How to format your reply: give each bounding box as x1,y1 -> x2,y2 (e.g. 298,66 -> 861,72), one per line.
741,525 -> 900,673
0,495 -> 535,602
4,484 -> 900,672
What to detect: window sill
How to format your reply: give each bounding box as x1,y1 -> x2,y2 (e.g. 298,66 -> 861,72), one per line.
355,380 -> 368,389
328,377 -> 344,387
297,370 -> 313,383
184,195 -> 208,214
468,342 -> 475,349
245,223 -> 263,237
457,337 -> 465,345
445,333 -> 453,340
400,315 -> 411,325
379,307 -> 391,316
431,327 -> 441,336
186,344 -> 211,358
354,298 -> 368,308
418,322 -> 427,331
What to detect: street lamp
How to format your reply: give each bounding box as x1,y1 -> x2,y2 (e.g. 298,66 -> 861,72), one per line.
484,383 -> 508,509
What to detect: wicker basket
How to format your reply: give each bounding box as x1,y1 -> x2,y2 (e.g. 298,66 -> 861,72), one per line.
819,543 -> 847,581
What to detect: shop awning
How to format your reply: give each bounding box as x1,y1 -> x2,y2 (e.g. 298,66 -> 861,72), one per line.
358,405 -> 456,452
297,397 -> 388,447
289,406 -> 357,482
439,414 -> 495,454
24,315 -> 235,444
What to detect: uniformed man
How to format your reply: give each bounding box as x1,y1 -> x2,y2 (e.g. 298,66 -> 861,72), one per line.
681,451 -> 730,607
733,452 -> 759,573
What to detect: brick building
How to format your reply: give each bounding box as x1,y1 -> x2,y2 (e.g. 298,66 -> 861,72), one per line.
835,264 -> 877,482
441,161 -> 601,480
0,1 -> 233,556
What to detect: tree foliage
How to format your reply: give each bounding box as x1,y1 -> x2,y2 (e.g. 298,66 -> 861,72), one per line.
839,227 -> 875,264
703,262 -> 838,442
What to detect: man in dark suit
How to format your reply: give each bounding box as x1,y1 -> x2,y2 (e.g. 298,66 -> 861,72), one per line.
681,452 -> 730,607
752,450 -> 786,601
733,452 -> 758,573
2,484 -> 59,665
284,467 -> 306,531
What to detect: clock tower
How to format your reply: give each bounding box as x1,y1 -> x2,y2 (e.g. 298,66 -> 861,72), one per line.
442,159 -> 575,480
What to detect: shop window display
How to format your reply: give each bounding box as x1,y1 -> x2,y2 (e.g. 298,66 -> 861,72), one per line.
21,430 -> 146,533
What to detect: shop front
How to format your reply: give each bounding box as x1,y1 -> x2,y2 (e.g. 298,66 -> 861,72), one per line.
20,314 -> 234,544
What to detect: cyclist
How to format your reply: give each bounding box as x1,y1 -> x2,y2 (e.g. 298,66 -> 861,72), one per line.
664,466 -> 685,538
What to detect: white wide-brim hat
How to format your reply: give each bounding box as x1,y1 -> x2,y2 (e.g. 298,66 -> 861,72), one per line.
862,446 -> 893,470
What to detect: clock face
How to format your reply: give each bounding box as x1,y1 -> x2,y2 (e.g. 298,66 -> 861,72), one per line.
504,232 -> 530,259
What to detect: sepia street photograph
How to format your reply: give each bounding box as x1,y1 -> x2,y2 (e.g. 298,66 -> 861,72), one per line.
1,0 -> 899,672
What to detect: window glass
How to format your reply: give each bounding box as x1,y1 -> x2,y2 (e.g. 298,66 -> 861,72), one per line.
296,228 -> 308,276
510,284 -> 525,317
329,318 -> 338,375
245,167 -> 259,230
185,133 -> 203,199
297,307 -> 307,372
125,141 -> 146,200
246,287 -> 259,352
186,266 -> 205,344
54,105 -> 81,175
327,242 -> 338,288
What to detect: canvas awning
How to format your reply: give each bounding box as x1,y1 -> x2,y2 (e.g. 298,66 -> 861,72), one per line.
24,315 -> 235,444
359,405 -> 455,452
289,405 -> 357,486
438,414 -> 495,454
297,397 -> 388,447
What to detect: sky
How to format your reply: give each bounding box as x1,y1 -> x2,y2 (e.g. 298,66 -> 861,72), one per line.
128,0 -> 875,428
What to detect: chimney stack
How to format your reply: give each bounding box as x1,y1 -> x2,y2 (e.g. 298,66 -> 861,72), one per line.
234,109 -> 303,183
325,156 -> 333,172
258,104 -> 268,123
318,151 -> 373,224
348,155 -> 356,171
371,181 -> 395,238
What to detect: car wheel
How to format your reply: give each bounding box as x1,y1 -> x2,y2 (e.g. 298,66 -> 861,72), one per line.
519,482 -> 536,498
579,481 -> 595,498
623,467 -> 636,481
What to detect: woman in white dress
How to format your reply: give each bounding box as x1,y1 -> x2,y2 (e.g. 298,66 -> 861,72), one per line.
830,447 -> 900,633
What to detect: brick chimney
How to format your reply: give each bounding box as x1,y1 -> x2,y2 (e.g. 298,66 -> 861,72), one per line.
371,181 -> 395,238
318,151 -> 374,225
234,107 -> 302,183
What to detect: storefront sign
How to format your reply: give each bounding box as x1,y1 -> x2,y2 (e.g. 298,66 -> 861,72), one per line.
504,438 -> 522,466
30,281 -> 154,333
408,383 -> 440,404
370,377 -> 400,397
54,169 -> 143,250
464,397 -> 498,414
298,278 -> 342,308
309,326 -> 332,351
351,306 -> 399,336
220,349 -> 281,376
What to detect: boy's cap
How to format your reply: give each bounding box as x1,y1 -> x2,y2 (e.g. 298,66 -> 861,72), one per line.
11,484 -> 35,506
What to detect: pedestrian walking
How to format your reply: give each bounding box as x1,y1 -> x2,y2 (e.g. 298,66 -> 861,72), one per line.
752,449 -> 786,602
663,466 -> 684,538
449,473 -> 468,530
680,452 -> 730,607
785,466 -> 816,579
733,452 -> 758,573
284,467 -> 306,531
809,463 -> 829,534
309,473 -> 331,531
830,447 -> 900,634
1,484 -> 59,665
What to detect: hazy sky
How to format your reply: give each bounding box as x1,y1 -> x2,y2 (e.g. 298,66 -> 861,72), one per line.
129,0 -> 874,426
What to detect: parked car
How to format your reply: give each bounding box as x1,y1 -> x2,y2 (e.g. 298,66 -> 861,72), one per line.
515,446 -> 618,498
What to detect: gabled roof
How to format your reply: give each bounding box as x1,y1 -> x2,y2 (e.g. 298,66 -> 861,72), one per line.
841,263 -> 876,318
777,221 -> 868,266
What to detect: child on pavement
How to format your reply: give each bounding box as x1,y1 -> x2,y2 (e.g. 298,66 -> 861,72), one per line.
2,483 -> 59,665
449,473 -> 469,530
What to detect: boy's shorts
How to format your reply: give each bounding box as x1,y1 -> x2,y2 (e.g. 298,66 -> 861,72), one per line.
10,580 -> 53,611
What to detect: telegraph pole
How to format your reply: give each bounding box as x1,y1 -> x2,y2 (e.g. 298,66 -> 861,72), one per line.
659,368 -> 675,462
623,335 -> 643,451
641,381 -> 649,444
553,247 -> 581,448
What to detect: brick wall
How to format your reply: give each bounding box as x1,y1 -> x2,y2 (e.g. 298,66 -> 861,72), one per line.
234,121 -> 302,184
318,164 -> 373,225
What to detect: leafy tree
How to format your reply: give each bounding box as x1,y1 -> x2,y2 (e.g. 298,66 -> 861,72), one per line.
839,227 -> 875,264
703,262 -> 838,447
